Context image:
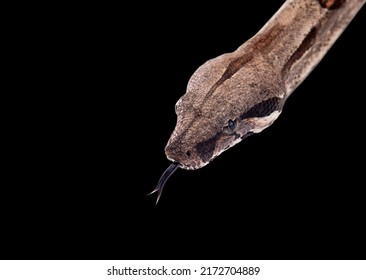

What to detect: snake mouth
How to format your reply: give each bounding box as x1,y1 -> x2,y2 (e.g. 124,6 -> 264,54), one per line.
150,158 -> 209,203
177,161 -> 209,170
166,155 -> 208,170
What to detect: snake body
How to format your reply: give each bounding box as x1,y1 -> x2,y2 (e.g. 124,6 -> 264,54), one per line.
151,0 -> 365,203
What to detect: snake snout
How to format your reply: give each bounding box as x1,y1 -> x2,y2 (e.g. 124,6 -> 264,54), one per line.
165,143 -> 190,163
165,142 -> 204,170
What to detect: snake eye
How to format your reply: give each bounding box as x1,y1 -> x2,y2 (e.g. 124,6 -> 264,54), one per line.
227,119 -> 236,132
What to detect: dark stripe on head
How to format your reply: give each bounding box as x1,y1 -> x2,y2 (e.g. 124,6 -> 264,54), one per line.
195,134 -> 219,163
282,27 -> 317,79
255,24 -> 284,51
318,0 -> 345,9
203,54 -> 253,102
240,97 -> 281,120
202,25 -> 282,104
222,55 -> 253,81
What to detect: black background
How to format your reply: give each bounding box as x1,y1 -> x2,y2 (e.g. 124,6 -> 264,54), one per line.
3,1 -> 365,260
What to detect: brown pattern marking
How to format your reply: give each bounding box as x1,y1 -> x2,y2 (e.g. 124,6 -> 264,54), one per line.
255,24 -> 284,51
318,0 -> 345,10
203,54 -> 253,102
282,27 -> 318,78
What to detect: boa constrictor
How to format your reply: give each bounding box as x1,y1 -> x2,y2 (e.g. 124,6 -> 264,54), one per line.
151,0 -> 365,203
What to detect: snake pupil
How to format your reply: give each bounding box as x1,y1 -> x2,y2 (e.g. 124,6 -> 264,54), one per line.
228,119 -> 236,132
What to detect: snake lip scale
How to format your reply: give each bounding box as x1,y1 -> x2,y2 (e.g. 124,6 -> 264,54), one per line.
151,0 -> 365,203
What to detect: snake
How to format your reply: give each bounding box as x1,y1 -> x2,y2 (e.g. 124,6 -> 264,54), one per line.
150,0 -> 365,203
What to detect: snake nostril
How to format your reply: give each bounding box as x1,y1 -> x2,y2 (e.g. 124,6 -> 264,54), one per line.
186,151 -> 191,157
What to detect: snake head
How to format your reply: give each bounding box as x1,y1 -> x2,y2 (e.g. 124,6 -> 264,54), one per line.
154,49 -> 286,203
165,51 -> 286,170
